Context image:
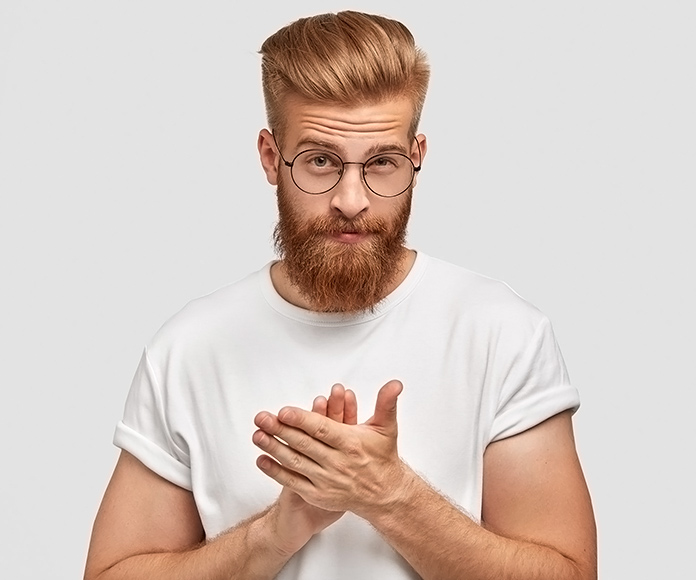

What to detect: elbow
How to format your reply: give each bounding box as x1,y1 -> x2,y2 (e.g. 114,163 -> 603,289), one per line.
564,554 -> 597,580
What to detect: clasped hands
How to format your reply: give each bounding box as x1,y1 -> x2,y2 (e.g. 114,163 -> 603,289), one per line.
252,380 -> 408,521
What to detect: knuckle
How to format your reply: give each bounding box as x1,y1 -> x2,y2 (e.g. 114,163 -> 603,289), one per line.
333,459 -> 351,476
314,422 -> 331,440
287,452 -> 303,471
344,440 -> 363,459
294,435 -> 312,453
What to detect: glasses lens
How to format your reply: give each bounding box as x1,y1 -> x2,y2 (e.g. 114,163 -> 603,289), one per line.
291,150 -> 343,194
364,153 -> 415,197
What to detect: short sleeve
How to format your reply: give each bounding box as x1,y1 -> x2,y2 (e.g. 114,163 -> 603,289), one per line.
113,348 -> 193,490
489,316 -> 579,443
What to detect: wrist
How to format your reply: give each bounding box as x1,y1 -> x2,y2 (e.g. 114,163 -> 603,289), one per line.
357,460 -> 421,523
259,501 -> 313,559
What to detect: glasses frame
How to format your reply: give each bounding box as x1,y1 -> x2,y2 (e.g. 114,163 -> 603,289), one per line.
273,133 -> 422,198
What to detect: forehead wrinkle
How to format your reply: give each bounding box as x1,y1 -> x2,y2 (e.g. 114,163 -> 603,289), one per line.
282,94 -> 414,138
299,116 -> 404,137
291,118 -> 409,157
282,98 -> 415,156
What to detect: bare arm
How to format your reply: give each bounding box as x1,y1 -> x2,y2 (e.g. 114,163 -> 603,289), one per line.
254,382 -> 597,580
366,410 -> 597,580
84,392 -> 354,580
83,451 -> 295,580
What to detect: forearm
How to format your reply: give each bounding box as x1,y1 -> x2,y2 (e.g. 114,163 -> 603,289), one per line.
365,466 -> 594,580
91,504 -> 302,580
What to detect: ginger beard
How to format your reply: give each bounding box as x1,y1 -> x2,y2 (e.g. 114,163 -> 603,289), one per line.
273,171 -> 412,313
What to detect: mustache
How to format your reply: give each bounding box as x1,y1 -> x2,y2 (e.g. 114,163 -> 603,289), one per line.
306,215 -> 389,235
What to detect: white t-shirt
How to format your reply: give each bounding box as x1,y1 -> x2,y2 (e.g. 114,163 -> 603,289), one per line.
114,252 -> 579,579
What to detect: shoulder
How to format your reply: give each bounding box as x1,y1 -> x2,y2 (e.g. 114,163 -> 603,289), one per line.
145,265 -> 270,360
418,254 -> 547,333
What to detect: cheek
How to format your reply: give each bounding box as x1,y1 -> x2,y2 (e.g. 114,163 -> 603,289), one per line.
375,193 -> 412,221
277,173 -> 329,220
293,196 -> 330,222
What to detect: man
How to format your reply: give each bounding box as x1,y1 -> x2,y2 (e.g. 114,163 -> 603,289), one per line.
84,11 -> 596,580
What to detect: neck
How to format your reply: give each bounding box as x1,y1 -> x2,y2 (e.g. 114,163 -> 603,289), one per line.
270,248 -> 416,312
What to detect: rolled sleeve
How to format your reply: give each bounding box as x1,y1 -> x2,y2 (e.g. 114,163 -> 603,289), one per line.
113,348 -> 192,490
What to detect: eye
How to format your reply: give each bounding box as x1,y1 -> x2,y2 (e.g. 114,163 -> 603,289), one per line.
366,154 -> 403,173
310,155 -> 331,167
372,156 -> 396,167
298,151 -> 341,172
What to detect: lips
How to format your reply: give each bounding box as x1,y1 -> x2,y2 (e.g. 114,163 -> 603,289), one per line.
313,216 -> 386,243
328,231 -> 370,243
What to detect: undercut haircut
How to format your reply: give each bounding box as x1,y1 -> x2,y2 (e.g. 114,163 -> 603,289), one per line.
259,11 -> 430,140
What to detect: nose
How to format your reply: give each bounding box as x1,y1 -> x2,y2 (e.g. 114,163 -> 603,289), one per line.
329,163 -> 370,219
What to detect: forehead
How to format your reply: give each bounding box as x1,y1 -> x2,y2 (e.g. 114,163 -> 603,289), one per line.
280,95 -> 414,152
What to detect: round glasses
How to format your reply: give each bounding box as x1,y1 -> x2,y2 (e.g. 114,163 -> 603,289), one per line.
275,137 -> 421,198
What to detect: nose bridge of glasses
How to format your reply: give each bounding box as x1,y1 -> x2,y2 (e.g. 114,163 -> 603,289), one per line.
341,160 -> 367,175
337,160 -> 370,189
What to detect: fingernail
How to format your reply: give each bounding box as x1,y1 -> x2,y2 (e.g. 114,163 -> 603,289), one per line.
280,409 -> 296,422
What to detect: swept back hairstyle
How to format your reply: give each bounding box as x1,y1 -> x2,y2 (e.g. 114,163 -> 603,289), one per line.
260,11 -> 430,140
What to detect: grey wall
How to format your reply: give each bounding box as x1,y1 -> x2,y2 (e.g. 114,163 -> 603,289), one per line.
1,1 -> 693,578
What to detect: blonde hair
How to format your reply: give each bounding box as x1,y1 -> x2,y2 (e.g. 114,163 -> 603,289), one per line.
260,11 -> 430,139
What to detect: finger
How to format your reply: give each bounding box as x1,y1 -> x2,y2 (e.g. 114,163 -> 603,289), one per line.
254,411 -> 281,433
256,455 -> 315,497
277,406 -> 347,449
252,429 -> 322,476
327,383 -> 346,423
255,411 -> 335,462
344,389 -> 358,425
312,395 -> 328,415
368,380 -> 403,429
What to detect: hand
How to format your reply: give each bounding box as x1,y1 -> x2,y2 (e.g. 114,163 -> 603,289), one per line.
260,385 -> 357,556
253,380 -> 407,519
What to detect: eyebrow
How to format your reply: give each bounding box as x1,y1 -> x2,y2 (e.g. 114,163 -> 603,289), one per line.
294,139 -> 409,157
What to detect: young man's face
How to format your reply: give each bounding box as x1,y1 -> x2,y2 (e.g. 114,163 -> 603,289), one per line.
259,95 -> 427,313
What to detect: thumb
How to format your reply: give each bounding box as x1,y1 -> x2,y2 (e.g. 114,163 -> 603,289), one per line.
369,380 -> 403,429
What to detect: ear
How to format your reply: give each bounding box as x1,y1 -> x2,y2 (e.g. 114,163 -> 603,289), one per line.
416,133 -> 428,162
412,133 -> 427,188
258,129 -> 280,186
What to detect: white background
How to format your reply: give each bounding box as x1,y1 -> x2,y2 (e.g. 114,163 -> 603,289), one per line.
1,1 -> 694,578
